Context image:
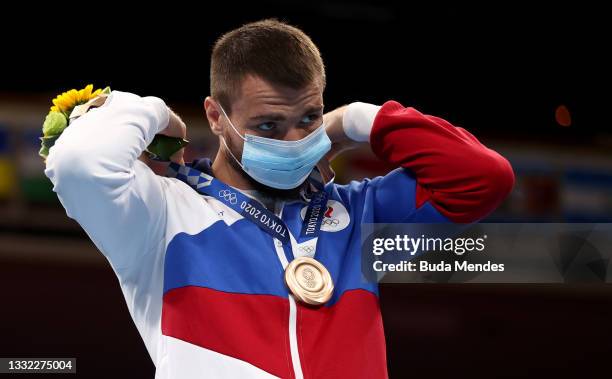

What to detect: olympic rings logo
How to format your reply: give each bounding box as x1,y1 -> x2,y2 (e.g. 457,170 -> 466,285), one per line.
322,218 -> 340,226
300,246 -> 314,254
218,189 -> 238,204
301,267 -> 317,288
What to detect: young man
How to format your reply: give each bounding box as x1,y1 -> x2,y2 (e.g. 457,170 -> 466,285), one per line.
44,19 -> 514,379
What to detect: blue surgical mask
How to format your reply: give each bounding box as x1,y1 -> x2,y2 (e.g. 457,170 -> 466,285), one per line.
218,104 -> 331,190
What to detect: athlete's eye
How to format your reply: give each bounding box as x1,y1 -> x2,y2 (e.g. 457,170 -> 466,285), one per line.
257,122 -> 276,131
300,114 -> 319,125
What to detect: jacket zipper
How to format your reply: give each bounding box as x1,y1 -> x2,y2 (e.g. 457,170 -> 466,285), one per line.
273,200 -> 304,379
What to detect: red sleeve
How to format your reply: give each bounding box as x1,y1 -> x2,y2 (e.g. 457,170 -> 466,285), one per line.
369,100 -> 515,223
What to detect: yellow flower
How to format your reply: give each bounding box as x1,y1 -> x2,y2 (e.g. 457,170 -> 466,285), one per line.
49,84 -> 103,114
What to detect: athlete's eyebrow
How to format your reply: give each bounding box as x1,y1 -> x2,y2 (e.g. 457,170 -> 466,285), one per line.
249,113 -> 287,122
248,106 -> 323,122
302,106 -> 324,116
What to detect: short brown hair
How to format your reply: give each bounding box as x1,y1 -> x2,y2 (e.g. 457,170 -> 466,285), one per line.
210,19 -> 326,114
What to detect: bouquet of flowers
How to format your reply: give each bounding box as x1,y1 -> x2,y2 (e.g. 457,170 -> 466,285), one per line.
39,84 -> 189,162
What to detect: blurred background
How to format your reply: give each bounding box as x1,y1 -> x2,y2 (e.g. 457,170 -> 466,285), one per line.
1,1 -> 611,378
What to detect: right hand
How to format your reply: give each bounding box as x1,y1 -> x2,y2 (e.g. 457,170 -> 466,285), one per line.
158,107 -> 187,165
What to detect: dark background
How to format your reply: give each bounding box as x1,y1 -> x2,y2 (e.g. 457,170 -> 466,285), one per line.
4,2 -> 610,141
1,2 -> 611,378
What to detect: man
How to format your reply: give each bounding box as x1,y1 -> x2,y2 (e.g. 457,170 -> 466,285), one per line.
44,19 -> 514,379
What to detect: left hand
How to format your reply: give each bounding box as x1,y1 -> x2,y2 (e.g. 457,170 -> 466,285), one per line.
323,105 -> 362,161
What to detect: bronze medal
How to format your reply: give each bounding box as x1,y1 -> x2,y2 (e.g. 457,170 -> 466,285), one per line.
284,256 -> 334,306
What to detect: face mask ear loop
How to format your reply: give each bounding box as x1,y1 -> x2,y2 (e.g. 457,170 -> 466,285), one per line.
218,103 -> 246,141
220,136 -> 249,172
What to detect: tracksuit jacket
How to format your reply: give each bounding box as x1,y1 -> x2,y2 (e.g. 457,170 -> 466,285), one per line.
44,90 -> 514,378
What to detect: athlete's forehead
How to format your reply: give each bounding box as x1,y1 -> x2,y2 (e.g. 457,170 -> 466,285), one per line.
231,75 -> 324,123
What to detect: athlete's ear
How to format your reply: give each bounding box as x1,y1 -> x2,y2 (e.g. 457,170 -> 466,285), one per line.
204,97 -> 223,136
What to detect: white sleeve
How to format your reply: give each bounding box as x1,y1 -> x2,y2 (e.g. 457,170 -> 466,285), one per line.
43,90 -> 170,270
341,101 -> 381,142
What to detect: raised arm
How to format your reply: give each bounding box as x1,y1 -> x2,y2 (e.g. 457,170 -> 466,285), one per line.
44,91 -> 171,269
335,100 -> 514,223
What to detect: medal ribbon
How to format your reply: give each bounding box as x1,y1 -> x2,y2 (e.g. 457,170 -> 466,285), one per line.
166,162 -> 328,260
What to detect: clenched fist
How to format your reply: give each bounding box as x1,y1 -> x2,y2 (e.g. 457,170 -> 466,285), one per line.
158,107 -> 187,165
